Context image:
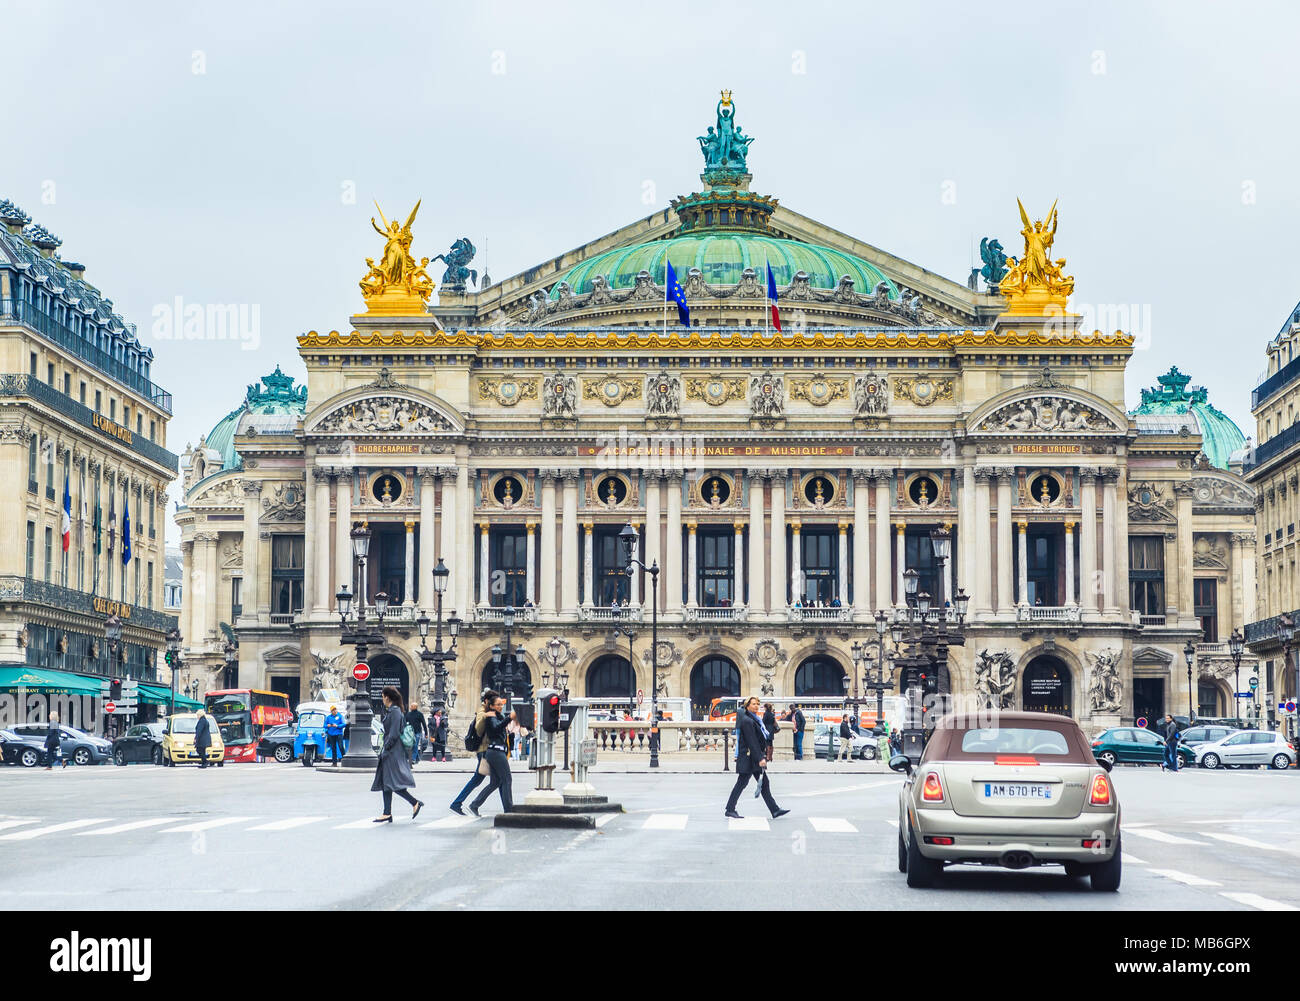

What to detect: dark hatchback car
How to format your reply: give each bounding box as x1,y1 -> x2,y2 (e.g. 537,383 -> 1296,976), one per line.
0,729 -> 48,767
256,723 -> 298,763
111,723 -> 165,765
11,724 -> 112,765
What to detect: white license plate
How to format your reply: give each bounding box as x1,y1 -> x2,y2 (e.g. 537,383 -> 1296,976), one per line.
982,782 -> 1052,800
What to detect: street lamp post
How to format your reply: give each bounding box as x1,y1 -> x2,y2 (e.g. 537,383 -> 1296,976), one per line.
221,639 -> 237,691
1228,627 -> 1244,725
161,623 -> 181,718
336,522 -> 386,769
1281,613 -> 1296,739
416,556 -> 460,722
1183,639 -> 1197,720
619,523 -> 661,768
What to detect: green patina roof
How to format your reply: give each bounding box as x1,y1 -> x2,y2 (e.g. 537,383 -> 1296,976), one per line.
203,366 -> 307,471
1130,366 -> 1246,470
550,234 -> 898,301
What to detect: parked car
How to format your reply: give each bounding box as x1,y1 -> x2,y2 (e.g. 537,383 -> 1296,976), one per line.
1177,725 -> 1239,749
1090,726 -> 1195,768
892,711 -> 1121,891
0,728 -> 48,767
10,723 -> 112,765
256,723 -> 298,763
1196,731 -> 1296,770
160,712 -> 225,766
111,723 -> 165,765
811,723 -> 879,760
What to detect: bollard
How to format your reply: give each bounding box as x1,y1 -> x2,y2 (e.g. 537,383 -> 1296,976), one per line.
723,729 -> 730,771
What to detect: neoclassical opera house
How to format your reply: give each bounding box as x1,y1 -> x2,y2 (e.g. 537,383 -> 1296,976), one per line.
177,94 -> 1255,730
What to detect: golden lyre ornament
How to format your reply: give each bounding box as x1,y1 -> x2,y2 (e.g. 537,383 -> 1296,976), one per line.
360,200 -> 435,315
998,198 -> 1076,314
720,89 -> 733,108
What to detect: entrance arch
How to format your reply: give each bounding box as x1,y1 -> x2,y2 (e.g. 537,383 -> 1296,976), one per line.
794,656 -> 847,698
1022,656 -> 1072,716
586,655 -> 635,699
481,660 -> 534,698
367,653 -> 410,705
690,656 -> 741,719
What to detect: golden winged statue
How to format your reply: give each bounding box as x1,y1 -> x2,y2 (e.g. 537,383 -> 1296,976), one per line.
360,199 -> 434,313
999,198 -> 1075,304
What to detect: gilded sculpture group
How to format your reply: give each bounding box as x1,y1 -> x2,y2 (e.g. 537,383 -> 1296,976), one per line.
360,200 -> 435,304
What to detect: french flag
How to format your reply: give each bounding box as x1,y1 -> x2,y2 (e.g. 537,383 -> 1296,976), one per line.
61,472 -> 71,553
765,261 -> 782,333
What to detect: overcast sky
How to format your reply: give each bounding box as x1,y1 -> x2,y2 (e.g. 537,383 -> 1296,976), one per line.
6,0 -> 1298,546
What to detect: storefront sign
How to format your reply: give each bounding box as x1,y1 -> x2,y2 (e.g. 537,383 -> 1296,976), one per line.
90,413 -> 134,445
92,597 -> 132,619
1027,674 -> 1063,697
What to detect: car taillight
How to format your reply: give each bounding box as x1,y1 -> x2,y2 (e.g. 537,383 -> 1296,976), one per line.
1091,739 -> 1102,747
1089,773 -> 1112,806
921,772 -> 945,802
995,754 -> 1038,766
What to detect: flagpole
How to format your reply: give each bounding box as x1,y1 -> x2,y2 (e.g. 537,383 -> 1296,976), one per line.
662,251 -> 668,342
765,256 -> 770,339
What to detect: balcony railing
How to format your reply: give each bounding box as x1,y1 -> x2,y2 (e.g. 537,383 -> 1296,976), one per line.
1253,353 -> 1300,409
1016,604 -> 1083,624
684,605 -> 748,623
580,605 -> 643,624
1244,421 -> 1300,473
1245,610 -> 1300,645
0,298 -> 173,414
788,605 -> 851,623
269,613 -> 295,626
0,574 -> 177,634
473,605 -> 538,624
1139,614 -> 1167,627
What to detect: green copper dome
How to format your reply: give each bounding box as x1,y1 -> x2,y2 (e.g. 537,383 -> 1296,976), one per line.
550,234 -> 898,301
202,366 -> 307,471
1130,366 -> 1246,470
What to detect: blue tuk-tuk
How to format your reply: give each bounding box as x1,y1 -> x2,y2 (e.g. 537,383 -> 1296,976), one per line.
294,701 -> 347,765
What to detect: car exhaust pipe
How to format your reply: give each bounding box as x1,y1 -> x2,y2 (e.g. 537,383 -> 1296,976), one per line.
1000,850 -> 1034,870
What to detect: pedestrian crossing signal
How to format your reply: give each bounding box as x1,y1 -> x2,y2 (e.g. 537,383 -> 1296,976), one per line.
541,693 -> 561,733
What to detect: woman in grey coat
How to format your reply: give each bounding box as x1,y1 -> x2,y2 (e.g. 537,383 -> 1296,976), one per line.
371,686 -> 423,823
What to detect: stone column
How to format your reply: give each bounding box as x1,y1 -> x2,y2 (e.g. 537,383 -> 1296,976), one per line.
629,521 -> 641,606
419,470 -> 436,608
1176,482 -> 1195,624
838,520 -> 850,607
561,473 -> 579,612
875,473 -> 891,610
478,522 -> 490,607
973,468 -> 993,616
645,474 -> 662,579
1017,520 -> 1029,606
526,521 -> 536,606
1064,521 -> 1076,606
583,522 -> 594,606
303,469 -> 316,617
1163,527 -> 1181,619
1079,468 -> 1099,614
941,521 -> 953,607
204,532 -> 219,644
1115,468 -> 1130,615
769,474 -> 786,610
314,471 -> 332,611
439,469 -> 457,612
748,475 -> 765,612
996,468 -> 1014,614
1102,471 -> 1118,613
240,483 -> 261,623
1237,532 -> 1258,624
336,471 -> 353,602
687,521 -> 699,607
959,464 -> 975,598
895,522 -> 906,604
733,521 -> 745,606
457,464 -> 473,618
666,475 -> 683,611
790,520 -> 803,605
539,472 -> 557,615
179,539 -> 194,647
852,472 -> 870,614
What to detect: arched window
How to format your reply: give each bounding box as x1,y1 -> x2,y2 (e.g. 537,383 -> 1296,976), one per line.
690,656 -> 741,719
586,655 -> 634,699
481,659 -> 533,699
794,656 -> 846,697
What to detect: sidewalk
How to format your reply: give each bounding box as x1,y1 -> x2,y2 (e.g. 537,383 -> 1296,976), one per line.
408,757 -> 891,776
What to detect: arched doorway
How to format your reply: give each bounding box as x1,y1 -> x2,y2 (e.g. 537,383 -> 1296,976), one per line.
586,655 -> 635,700
1022,656 -> 1072,716
690,656 -> 741,720
367,653 -> 410,705
481,660 -> 534,699
794,656 -> 847,698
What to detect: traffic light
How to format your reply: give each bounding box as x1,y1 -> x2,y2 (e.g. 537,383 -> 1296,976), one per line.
920,672 -> 939,695
541,693 -> 561,733
515,672 -> 534,702
109,679 -> 122,701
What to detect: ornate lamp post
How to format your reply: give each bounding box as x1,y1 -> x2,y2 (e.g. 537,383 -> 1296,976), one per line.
1280,612 -> 1295,738
1183,639 -> 1197,720
490,605 -> 527,701
162,624 -> 181,718
415,557 -> 460,719
221,638 -> 237,690
336,522 -> 386,769
619,522 -> 661,767
1228,627 -> 1244,724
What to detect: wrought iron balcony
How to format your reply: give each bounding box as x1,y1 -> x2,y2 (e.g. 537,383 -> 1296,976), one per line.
1244,610 -> 1300,646
0,574 -> 177,634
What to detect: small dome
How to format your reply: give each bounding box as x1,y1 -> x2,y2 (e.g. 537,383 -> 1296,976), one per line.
1130,366 -> 1246,470
201,366 -> 307,472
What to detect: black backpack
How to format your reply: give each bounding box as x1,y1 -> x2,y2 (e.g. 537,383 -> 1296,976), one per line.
463,717 -> 480,752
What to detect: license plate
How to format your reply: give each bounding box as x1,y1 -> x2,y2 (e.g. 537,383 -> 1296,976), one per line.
982,782 -> 1052,800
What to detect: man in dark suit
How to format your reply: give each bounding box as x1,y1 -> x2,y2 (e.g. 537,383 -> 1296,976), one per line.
194,712 -> 212,768
725,696 -> 790,820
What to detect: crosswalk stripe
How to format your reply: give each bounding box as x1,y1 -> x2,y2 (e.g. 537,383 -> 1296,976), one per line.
728,817 -> 770,832
642,814 -> 688,831
246,817 -> 328,831
1199,832 -> 1293,852
1125,828 -> 1206,845
1121,853 -> 1147,865
0,820 -> 40,833
74,818 -> 181,836
160,817 -> 255,833
1220,892 -> 1299,912
420,815 -> 478,830
883,818 -> 899,828
1149,869 -> 1221,887
594,813 -> 617,828
332,818 -> 383,829
0,819 -> 113,841
808,817 -> 858,833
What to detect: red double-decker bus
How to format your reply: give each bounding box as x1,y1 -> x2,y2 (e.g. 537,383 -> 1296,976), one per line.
204,689 -> 292,762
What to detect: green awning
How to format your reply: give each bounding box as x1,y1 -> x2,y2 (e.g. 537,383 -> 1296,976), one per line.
138,683 -> 202,711
0,665 -> 106,696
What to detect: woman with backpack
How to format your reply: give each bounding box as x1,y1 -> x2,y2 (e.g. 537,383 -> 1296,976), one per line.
467,692 -> 514,817
371,686 -> 423,823
449,690 -> 497,816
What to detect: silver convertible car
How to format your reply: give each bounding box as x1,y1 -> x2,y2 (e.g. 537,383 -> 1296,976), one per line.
892,711 -> 1121,891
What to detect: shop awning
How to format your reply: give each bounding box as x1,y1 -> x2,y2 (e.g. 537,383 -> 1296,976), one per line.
137,682 -> 202,711
0,665 -> 106,696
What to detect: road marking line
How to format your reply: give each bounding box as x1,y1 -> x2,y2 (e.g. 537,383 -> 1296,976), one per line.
808,817 -> 858,833
1220,892 -> 1299,912
246,817 -> 329,831
1125,828 -> 1207,845
884,818 -> 899,828
1122,853 -> 1147,865
160,817 -> 255,833
642,814 -> 689,831
594,813 -> 617,827
333,818 -> 383,829
74,818 -> 182,836
785,780 -> 897,799
0,820 -> 41,832
420,815 -> 478,830
1188,818 -> 1290,825
0,819 -> 113,840
728,817 -> 770,832
1148,869 -> 1221,887
1199,832 -> 1296,853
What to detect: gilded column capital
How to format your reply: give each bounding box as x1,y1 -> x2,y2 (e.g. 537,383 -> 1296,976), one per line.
687,521 -> 698,534
583,521 -> 593,533
895,522 -> 906,536
526,521 -> 536,534
1064,520 -> 1076,532
734,520 -> 745,532
405,519 -> 415,532
838,520 -> 849,533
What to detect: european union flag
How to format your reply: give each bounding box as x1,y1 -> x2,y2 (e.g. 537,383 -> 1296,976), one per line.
665,260 -> 690,327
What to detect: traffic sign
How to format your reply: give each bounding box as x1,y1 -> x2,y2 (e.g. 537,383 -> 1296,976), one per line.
1250,676 -> 1260,689
352,662 -> 370,682
1136,716 -> 1147,729
1235,692 -> 1254,699
636,688 -> 644,705
104,701 -> 116,714
1286,701 -> 1298,715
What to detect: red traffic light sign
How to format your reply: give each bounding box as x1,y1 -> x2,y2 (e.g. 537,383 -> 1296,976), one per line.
352,662 -> 370,682
104,701 -> 116,714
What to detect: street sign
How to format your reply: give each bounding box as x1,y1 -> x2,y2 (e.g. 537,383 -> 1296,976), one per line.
352,662 -> 370,682
636,689 -> 644,705
104,701 -> 116,714
1286,701 -> 1298,715
1136,716 -> 1147,729
577,739 -> 598,767
1250,676 -> 1260,689
1235,692 -> 1254,699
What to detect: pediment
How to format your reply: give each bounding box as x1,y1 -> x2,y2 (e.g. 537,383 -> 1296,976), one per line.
1132,645 -> 1175,667
1186,473 -> 1256,511
306,388 -> 463,437
970,385 -> 1128,435
188,472 -> 242,508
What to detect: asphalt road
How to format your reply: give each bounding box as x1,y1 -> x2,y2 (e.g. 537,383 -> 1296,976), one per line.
2,761 -> 1297,910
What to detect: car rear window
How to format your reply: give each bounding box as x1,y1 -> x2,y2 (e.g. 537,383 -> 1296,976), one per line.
928,719 -> 1091,762
959,728 -> 1071,756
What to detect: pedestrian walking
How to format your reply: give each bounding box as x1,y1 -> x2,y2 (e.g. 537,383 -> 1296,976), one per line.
406,700 -> 427,765
44,711 -> 63,769
450,691 -> 498,815
507,714 -> 522,761
325,704 -> 346,765
837,715 -> 855,761
194,710 -> 212,768
372,686 -> 423,823
724,696 -> 789,820
430,707 -> 448,762
762,702 -> 778,761
1161,713 -> 1181,772
468,693 -> 514,817
790,703 -> 806,760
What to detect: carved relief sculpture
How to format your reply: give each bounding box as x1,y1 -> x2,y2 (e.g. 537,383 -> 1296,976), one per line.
1086,649 -> 1122,714
852,372 -> 889,416
646,370 -> 682,416
315,397 -> 453,434
893,376 -> 954,408
976,396 -> 1115,433
749,371 -> 784,418
973,650 -> 1016,709
788,374 -> 848,407
542,370 -> 578,418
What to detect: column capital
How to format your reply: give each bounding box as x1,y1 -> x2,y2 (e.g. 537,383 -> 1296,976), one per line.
1232,531 -> 1257,546
242,481 -> 263,497
851,469 -> 873,486
583,521 -> 593,533
1173,481 -> 1198,498
312,467 -> 334,483
994,466 -> 1017,481
526,521 -> 536,534
974,465 -> 997,482
418,468 -> 439,485
1077,466 -> 1099,484
180,539 -> 194,554
1064,520 -> 1076,532
686,521 -> 697,534
405,519 -> 415,532
560,469 -> 584,484
734,520 -> 744,532
838,520 -> 849,533
895,521 -> 906,536
790,519 -> 802,533
1017,520 -> 1028,533
1098,468 -> 1121,483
